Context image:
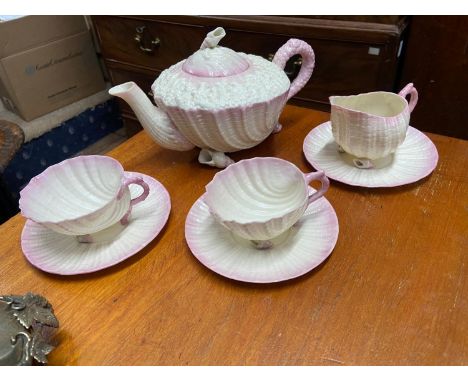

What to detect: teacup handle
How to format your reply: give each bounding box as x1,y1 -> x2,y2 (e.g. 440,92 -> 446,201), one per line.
272,39 -> 315,100
398,83 -> 418,113
304,171 -> 330,206
118,175 -> 150,225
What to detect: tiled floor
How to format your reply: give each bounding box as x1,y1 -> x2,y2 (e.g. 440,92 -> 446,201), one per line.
76,127 -> 127,156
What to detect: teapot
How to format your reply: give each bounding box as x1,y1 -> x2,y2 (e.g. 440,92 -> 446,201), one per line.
109,27 -> 315,168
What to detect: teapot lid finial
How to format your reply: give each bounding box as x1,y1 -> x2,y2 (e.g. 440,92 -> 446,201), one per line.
182,27 -> 250,78
200,27 -> 226,49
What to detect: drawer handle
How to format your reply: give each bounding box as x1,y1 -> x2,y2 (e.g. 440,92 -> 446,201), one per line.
134,26 -> 160,53
267,53 -> 302,79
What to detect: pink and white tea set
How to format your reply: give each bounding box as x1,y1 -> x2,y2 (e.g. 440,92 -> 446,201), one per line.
17,28 -> 438,282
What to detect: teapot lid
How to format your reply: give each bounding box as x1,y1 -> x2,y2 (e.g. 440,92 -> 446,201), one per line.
182,27 -> 250,78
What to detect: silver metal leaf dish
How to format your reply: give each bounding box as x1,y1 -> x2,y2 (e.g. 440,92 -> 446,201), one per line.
0,292 -> 59,365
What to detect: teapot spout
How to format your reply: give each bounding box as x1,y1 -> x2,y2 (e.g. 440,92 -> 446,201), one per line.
109,82 -> 195,151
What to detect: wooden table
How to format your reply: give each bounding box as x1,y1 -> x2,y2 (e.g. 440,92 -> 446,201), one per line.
0,105 -> 466,365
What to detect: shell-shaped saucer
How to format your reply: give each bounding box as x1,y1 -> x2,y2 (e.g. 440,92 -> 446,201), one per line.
185,187 -> 339,283
21,172 -> 170,275
303,122 -> 438,188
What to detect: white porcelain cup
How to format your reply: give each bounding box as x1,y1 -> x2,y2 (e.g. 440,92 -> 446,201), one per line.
19,155 -> 150,237
204,157 -> 329,247
330,83 -> 418,168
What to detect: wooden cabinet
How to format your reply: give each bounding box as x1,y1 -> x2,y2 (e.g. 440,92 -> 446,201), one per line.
92,15 -> 408,134
398,16 -> 467,140
95,17 -> 207,71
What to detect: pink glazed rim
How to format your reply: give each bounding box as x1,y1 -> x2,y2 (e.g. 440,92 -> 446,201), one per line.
205,156 -> 311,224
329,91 -> 409,119
21,172 -> 171,275
19,155 -> 125,224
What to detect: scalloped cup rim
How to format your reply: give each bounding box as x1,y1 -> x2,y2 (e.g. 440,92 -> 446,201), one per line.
204,157 -> 308,225
329,91 -> 408,119
19,155 -> 124,225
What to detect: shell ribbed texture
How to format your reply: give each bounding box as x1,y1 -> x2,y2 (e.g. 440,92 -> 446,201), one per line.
42,191 -> 131,235
205,158 -> 308,241
164,93 -> 287,152
19,156 -> 130,235
330,92 -> 410,160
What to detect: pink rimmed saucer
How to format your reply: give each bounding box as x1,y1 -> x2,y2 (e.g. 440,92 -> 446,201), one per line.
21,172 -> 170,275
185,187 -> 339,283
303,122 -> 439,188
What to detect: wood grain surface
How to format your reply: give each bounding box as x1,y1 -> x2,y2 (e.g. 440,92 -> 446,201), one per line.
0,105 -> 466,365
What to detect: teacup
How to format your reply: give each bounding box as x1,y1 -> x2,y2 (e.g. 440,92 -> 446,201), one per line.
330,83 -> 418,168
19,155 -> 150,237
204,157 -> 329,248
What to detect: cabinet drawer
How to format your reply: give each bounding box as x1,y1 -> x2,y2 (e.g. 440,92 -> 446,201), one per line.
95,15 -> 404,111
93,16 -> 207,71
297,39 -> 387,104
220,28 -> 391,107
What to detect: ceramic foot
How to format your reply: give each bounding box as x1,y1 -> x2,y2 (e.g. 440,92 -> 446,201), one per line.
77,234 -> 93,243
337,145 -> 395,170
337,145 -> 376,169
76,221 -> 127,244
352,158 -> 374,169
273,123 -> 283,133
251,240 -> 274,250
198,149 -> 235,168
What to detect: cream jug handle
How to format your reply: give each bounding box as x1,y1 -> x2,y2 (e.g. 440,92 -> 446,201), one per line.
398,83 -> 419,113
272,39 -> 315,100
304,171 -> 330,206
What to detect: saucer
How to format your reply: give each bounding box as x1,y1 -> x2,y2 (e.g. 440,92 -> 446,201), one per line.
21,172 -> 170,275
303,122 -> 439,188
185,187 -> 339,283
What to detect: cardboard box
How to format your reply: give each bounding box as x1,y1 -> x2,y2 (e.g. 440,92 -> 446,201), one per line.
0,16 -> 87,58
0,30 -> 106,121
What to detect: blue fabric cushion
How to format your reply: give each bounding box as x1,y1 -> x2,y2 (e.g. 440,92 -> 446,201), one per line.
2,99 -> 123,204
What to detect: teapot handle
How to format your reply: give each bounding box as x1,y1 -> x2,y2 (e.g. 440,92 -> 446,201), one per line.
272,39 -> 315,100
